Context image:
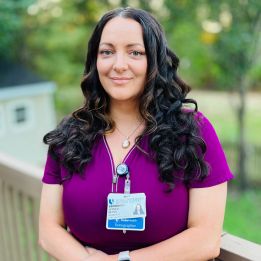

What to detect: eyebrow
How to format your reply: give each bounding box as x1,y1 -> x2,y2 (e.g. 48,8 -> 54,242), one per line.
99,42 -> 145,48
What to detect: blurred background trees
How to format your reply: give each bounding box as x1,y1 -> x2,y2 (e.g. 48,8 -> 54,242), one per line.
1,0 -> 260,90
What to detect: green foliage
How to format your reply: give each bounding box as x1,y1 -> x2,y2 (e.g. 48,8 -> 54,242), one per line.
163,0 -> 261,90
0,0 -> 34,61
1,0 -> 260,90
26,1 -> 101,85
212,0 -> 261,90
166,21 -> 221,89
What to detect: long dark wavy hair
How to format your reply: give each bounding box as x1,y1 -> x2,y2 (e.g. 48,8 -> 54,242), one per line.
43,7 -> 209,190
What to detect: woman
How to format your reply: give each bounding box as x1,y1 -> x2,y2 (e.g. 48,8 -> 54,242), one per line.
133,204 -> 145,216
39,7 -> 234,261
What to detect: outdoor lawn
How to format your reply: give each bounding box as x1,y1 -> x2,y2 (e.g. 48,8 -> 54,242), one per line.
224,189 -> 261,244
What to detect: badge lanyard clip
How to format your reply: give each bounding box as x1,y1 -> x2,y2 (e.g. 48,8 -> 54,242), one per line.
112,174 -> 118,193
124,174 -> 131,194
115,163 -> 131,234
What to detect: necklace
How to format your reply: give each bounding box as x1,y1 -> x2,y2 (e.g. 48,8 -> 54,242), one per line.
115,121 -> 143,149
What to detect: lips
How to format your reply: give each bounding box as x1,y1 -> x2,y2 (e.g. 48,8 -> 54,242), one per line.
110,77 -> 132,85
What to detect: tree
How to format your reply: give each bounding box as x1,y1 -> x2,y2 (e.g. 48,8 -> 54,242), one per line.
0,0 -> 34,63
207,0 -> 261,190
163,0 -> 261,190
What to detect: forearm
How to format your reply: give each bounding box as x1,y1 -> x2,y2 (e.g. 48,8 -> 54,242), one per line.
39,224 -> 90,261
130,227 -> 220,261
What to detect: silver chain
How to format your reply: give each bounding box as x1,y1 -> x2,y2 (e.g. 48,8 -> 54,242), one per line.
115,120 -> 143,140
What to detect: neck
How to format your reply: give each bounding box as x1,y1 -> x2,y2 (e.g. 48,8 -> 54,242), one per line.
106,100 -> 145,148
109,99 -> 142,126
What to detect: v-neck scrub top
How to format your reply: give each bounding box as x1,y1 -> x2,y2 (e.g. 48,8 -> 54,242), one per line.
42,111 -> 234,254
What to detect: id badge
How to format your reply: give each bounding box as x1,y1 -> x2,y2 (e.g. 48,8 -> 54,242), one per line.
106,193 -> 146,231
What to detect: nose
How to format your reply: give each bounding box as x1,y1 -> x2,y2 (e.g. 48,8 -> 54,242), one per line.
112,53 -> 128,73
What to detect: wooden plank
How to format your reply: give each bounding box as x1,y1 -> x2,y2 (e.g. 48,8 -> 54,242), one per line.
32,198 -> 47,261
0,153 -> 54,261
13,189 -> 27,261
219,232 -> 261,261
0,179 -> 8,261
9,187 -> 23,261
0,224 -> 7,260
0,152 -> 43,198
38,246 -> 51,261
3,183 -> 17,261
28,197 -> 40,261
0,165 -> 42,198
17,193 -> 31,261
41,250 -> 53,261
21,194 -> 36,261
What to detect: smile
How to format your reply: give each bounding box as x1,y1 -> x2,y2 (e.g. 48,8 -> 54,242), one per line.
110,77 -> 132,85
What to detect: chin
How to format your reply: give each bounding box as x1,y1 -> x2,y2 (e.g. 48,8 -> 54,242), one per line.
111,96 -> 136,102
109,93 -> 139,103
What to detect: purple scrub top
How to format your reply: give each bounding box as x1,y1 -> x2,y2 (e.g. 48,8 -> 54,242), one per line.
42,111 -> 234,254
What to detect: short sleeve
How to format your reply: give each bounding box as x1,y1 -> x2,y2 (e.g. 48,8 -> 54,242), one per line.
42,151 -> 62,185
188,112 -> 234,188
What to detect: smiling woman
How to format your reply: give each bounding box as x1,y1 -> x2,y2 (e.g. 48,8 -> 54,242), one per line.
39,7 -> 233,261
96,17 -> 147,103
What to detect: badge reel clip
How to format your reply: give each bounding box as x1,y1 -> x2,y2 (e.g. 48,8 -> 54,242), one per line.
115,163 -> 131,194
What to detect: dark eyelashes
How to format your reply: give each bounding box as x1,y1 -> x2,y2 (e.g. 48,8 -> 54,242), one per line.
98,49 -> 146,56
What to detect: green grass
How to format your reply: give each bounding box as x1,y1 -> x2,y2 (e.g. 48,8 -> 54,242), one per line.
224,189 -> 261,244
189,90 -> 261,145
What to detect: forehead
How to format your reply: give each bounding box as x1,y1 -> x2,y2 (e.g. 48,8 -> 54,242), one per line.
100,17 -> 144,45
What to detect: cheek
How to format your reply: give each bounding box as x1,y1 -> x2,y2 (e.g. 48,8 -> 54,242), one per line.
97,59 -> 110,76
135,60 -> 147,79
96,60 -> 103,75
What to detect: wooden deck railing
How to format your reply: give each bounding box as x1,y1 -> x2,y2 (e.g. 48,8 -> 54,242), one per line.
0,151 -> 56,261
0,152 -> 261,261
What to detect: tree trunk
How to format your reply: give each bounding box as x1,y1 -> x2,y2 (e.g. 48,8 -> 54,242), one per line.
237,79 -> 248,191
236,15 -> 261,191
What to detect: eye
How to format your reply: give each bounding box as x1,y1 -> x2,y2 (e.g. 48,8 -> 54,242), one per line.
130,50 -> 144,57
99,50 -> 113,56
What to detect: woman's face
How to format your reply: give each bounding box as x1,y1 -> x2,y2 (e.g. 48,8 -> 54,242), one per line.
97,17 -> 147,103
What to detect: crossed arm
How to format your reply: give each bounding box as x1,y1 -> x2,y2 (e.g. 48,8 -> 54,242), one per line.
39,182 -> 227,261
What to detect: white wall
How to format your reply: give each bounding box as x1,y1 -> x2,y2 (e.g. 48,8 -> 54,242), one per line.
0,82 -> 56,167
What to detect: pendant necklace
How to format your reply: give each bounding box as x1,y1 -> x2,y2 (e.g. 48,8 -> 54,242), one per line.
115,121 -> 143,149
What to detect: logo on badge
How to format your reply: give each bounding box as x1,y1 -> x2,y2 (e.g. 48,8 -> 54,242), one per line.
108,199 -> 115,205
